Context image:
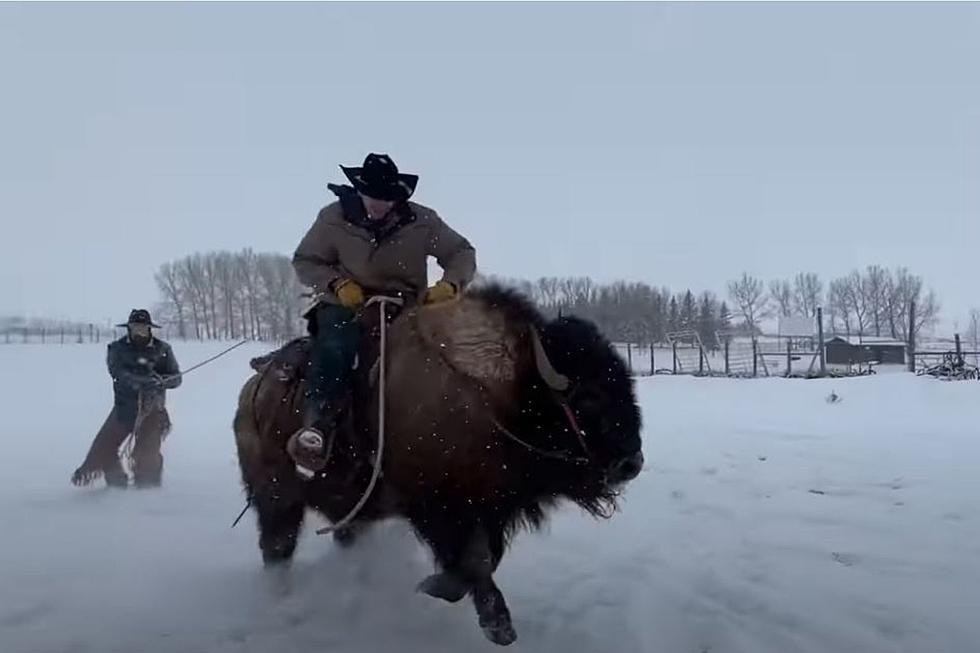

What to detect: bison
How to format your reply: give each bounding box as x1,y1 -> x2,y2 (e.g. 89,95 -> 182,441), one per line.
233,285 -> 643,645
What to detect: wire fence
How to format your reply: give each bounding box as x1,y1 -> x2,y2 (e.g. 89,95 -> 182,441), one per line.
614,340 -> 830,378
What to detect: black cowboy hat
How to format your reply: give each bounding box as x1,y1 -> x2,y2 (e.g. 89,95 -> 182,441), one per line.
340,153 -> 418,202
117,309 -> 161,328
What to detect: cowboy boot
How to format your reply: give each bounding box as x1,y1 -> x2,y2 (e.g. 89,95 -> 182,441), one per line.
287,397 -> 336,478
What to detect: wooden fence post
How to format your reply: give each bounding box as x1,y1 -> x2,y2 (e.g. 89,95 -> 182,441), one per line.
724,337 -> 731,376
752,339 -> 758,377
672,341 -> 678,374
907,300 -> 917,373
786,339 -> 792,377
817,307 -> 826,376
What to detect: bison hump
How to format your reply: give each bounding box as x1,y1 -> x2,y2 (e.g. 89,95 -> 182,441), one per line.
413,297 -> 521,386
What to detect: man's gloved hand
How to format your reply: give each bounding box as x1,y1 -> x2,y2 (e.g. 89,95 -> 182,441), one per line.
424,281 -> 457,305
137,375 -> 164,391
334,279 -> 365,308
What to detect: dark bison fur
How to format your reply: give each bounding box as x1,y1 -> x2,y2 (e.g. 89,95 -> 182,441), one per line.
233,283 -> 644,645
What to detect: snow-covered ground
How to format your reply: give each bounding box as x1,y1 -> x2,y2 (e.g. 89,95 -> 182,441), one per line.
2,342 -> 978,653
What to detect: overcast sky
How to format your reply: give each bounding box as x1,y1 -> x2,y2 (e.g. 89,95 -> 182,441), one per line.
1,3 -> 977,329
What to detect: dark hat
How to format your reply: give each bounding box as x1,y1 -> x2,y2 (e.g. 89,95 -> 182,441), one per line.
117,309 -> 160,328
340,153 -> 418,202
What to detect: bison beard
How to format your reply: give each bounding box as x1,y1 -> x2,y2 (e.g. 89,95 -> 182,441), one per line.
233,285 -> 643,646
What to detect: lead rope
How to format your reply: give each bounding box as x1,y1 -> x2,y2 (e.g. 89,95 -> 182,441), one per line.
158,338 -> 250,385
316,296 -> 402,535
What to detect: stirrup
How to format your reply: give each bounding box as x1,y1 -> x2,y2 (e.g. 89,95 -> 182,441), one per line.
286,426 -> 334,479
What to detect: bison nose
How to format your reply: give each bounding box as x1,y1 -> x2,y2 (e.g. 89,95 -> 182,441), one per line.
609,451 -> 644,483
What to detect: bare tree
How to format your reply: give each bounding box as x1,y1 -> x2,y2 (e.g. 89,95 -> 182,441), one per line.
236,249 -> 262,340
154,249 -> 306,341
728,272 -> 770,332
910,289 -> 941,341
560,277 -> 596,309
887,268 -> 941,341
793,272 -> 823,318
832,270 -> 872,336
768,279 -> 793,318
178,256 -> 207,339
535,277 -> 561,307
862,265 -> 889,336
828,277 -> 851,334
154,262 -> 187,339
214,252 -> 238,339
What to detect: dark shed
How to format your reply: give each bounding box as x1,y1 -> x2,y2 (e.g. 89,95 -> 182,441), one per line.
824,336 -> 906,365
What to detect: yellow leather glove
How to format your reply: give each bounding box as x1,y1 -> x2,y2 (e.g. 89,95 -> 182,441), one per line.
334,279 -> 365,308
424,280 -> 457,305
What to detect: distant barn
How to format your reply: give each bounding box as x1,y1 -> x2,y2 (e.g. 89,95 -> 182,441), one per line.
824,336 -> 906,365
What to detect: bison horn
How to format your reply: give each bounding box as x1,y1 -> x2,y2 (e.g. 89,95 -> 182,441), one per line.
531,328 -> 570,392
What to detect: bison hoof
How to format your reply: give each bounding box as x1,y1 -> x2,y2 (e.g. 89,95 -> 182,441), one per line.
261,537 -> 297,567
480,616 -> 517,646
332,527 -> 358,549
261,551 -> 292,567
417,572 -> 470,603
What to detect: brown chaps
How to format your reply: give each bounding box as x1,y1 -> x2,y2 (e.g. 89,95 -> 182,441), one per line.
71,394 -> 172,488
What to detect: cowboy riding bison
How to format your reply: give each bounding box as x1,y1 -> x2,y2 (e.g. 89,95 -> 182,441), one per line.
232,154 -> 644,646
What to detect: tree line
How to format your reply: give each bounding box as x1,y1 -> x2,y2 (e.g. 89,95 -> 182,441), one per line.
154,250 -> 304,342
151,250 -> 943,347
475,275 -> 735,349
727,266 -> 940,341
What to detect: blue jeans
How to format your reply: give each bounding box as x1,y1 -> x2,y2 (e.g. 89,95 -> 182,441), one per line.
306,304 -> 359,417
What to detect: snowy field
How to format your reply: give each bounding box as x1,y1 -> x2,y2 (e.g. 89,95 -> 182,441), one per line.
2,342 -> 979,653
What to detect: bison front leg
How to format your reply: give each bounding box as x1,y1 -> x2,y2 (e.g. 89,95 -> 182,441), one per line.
472,577 -> 516,647
468,525 -> 516,646
412,511 -> 476,603
412,512 -> 516,646
253,471 -> 306,566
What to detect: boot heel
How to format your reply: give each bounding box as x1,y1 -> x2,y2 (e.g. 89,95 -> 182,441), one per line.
287,427 -> 333,478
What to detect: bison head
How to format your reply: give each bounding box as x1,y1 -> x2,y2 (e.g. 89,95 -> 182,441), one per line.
517,314 -> 644,513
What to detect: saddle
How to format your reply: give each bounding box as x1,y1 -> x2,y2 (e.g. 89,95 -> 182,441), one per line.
249,337 -> 313,381
248,300 -> 405,409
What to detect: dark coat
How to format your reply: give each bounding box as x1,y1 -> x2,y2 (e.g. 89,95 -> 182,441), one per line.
107,336 -> 181,424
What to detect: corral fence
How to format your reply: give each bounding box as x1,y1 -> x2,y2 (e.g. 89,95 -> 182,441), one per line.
2,324 -> 120,345
616,303 -> 978,380
614,338 -> 834,379
0,324 -> 235,345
